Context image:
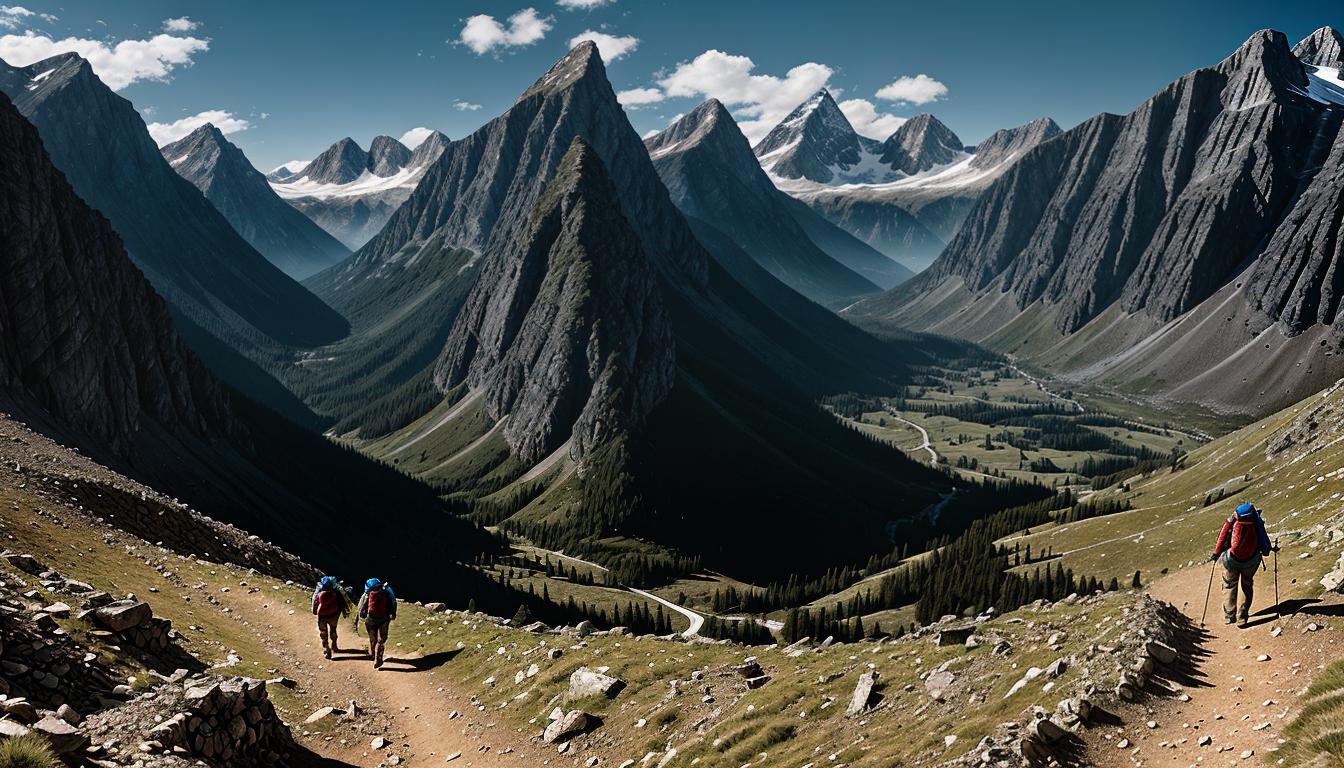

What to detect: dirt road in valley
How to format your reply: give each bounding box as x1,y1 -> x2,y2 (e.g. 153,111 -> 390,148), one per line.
1084,563 -> 1343,766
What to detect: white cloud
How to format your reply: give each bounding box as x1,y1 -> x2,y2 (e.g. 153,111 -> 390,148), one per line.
875,73 -> 947,105
146,109 -> 249,146
556,0 -> 613,8
617,86 -> 664,107
452,99 -> 482,111
162,17 -> 198,33
838,98 -> 906,140
568,29 -> 636,62
458,8 -> 552,55
655,49 -> 833,144
641,128 -> 658,139
0,6 -> 31,29
399,126 -> 436,148
0,30 -> 209,90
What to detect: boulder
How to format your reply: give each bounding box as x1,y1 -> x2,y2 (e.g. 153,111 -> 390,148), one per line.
32,715 -> 89,754
543,710 -> 589,744
567,668 -> 625,700
1,698 -> 37,722
0,721 -> 29,738
934,627 -> 973,647
92,600 -> 152,632
1031,717 -> 1068,743
3,553 -> 44,575
1144,640 -> 1178,665
847,670 -> 880,715
423,603 -> 447,613
924,670 -> 955,701
1321,552 -> 1344,593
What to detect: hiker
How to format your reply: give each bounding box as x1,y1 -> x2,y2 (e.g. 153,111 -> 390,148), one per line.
355,578 -> 397,668
1210,502 -> 1275,625
312,575 -> 350,658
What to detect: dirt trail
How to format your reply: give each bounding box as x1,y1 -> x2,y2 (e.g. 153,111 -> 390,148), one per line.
1086,562 -> 1343,766
217,586 -> 520,768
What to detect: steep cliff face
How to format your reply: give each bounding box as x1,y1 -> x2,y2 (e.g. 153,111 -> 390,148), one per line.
645,99 -> 888,303
0,91 -> 228,453
436,139 -> 675,464
0,54 -> 348,351
162,125 -> 349,280
877,113 -> 966,175
850,28 -> 1344,418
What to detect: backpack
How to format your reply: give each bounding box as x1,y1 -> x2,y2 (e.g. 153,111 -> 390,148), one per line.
366,588 -> 391,620
1228,516 -> 1260,561
315,588 -> 344,618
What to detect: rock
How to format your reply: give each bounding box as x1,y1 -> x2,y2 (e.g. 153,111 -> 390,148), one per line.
925,669 -> 955,700
1145,640 -> 1178,665
1322,552 -> 1344,593
423,602 -> 447,613
31,715 -> 89,754
371,736 -> 388,750
3,553 -> 44,575
543,710 -> 589,744
934,627 -> 973,647
0,720 -> 29,738
745,675 -> 771,689
575,620 -> 594,637
304,707 -> 341,724
41,602 -> 72,618
1044,658 -> 1067,678
567,667 -> 625,700
847,670 -> 880,715
91,600 -> 152,632
1,698 -> 37,722
1031,718 -> 1068,743
55,704 -> 80,725
1005,667 -> 1043,699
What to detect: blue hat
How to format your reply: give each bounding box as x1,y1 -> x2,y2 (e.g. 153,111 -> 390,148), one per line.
1235,502 -> 1257,518
365,578 -> 383,590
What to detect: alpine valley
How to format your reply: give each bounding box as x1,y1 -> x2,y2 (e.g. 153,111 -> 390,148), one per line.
2,9 -> 1344,768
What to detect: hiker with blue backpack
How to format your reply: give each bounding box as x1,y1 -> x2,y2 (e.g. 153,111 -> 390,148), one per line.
312,575 -> 351,659
1210,503 -> 1278,625
354,578 -> 397,668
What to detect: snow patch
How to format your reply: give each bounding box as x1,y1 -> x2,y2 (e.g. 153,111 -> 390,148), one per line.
26,68 -> 55,90
271,164 -> 427,201
1300,66 -> 1344,106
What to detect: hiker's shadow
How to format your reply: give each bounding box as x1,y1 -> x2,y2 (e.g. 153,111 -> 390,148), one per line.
381,649 -> 463,673
1253,598 -> 1344,619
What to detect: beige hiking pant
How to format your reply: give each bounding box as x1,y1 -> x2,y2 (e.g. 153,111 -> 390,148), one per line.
1223,565 -> 1254,620
318,614 -> 340,651
366,619 -> 390,663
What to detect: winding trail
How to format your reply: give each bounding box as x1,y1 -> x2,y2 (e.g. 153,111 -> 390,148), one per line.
537,550 -> 707,638
1085,563 -> 1343,766
887,411 -> 939,464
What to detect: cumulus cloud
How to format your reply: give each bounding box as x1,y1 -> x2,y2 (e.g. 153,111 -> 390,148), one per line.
398,126 -> 436,148
838,98 -> 906,140
146,109 -> 249,146
162,17 -> 198,33
556,0 -> 613,8
617,86 -> 664,106
458,8 -> 552,55
654,49 -> 833,144
568,29 -> 637,62
452,99 -> 482,111
0,30 -> 209,90
875,73 -> 948,105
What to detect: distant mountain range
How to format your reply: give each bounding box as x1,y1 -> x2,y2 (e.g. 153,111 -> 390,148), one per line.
162,124 -> 349,280
299,42 -> 962,577
644,99 -> 909,305
754,88 -> 1059,271
271,132 -> 450,249
0,86 -> 487,586
0,52 -> 347,423
849,27 -> 1344,419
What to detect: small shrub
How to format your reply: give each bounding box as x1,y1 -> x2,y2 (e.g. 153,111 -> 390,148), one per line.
0,734 -> 61,768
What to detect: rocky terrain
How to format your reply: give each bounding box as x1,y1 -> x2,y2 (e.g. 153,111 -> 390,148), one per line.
0,53 -> 348,409
162,125 -> 349,280
849,27 -> 1344,419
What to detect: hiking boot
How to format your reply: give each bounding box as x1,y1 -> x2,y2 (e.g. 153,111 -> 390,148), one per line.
322,646 -> 332,659
1224,614 -> 1236,625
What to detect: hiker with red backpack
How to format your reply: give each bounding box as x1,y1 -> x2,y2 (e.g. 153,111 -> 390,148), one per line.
312,576 -> 351,659
1210,503 -> 1277,625
355,578 -> 397,668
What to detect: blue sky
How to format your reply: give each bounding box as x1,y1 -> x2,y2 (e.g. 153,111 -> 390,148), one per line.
0,1 -> 1333,170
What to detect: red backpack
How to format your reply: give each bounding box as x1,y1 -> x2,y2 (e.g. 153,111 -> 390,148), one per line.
1228,517 -> 1260,561
366,588 -> 391,620
315,588 -> 343,618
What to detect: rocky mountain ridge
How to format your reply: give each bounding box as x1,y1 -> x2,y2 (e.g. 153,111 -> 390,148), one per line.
162,124 -> 350,279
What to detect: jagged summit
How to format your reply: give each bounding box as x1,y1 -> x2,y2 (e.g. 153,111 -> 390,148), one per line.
1294,26 -> 1344,67
520,40 -> 606,102
408,129 -> 450,166
368,135 -> 411,175
972,117 -> 1061,168
878,113 -> 965,175
299,137 -> 370,184
752,89 -> 870,183
161,120 -> 349,280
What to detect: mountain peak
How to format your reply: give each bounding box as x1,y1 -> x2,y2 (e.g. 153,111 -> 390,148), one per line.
368,134 -> 411,176
1214,28 -> 1307,104
520,40 -> 607,101
299,137 -> 370,184
971,116 -> 1061,168
1294,26 -> 1344,67
879,112 -> 965,174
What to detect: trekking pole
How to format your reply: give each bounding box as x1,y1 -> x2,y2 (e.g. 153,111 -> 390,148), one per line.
1200,555 -> 1217,627
1273,537 -> 1280,621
